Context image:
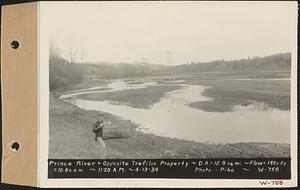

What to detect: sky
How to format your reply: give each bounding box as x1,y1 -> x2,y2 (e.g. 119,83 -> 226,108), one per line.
41,1 -> 297,65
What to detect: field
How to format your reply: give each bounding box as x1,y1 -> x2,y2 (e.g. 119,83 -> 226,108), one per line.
49,71 -> 291,159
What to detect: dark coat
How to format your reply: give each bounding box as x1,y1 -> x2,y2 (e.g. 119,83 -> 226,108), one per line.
93,120 -> 104,140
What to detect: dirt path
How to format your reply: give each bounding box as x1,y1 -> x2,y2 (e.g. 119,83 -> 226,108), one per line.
49,96 -> 290,159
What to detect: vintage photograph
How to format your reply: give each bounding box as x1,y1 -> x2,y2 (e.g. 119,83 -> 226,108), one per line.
48,2 -> 293,161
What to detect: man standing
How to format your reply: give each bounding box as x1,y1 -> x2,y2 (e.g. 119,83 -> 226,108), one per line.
92,114 -> 104,141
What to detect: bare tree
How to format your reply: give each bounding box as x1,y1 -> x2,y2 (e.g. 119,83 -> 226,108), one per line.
49,39 -> 59,59
67,39 -> 77,64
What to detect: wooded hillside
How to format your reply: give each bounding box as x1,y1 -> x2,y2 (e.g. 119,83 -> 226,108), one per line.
49,52 -> 291,90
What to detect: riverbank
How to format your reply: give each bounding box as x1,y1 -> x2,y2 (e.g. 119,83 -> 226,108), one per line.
49,96 -> 290,159
58,75 -> 290,113
74,85 -> 182,109
185,78 -> 290,112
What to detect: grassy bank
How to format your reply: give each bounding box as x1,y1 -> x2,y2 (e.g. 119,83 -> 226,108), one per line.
49,96 -> 290,159
183,78 -> 290,112
74,85 -> 182,109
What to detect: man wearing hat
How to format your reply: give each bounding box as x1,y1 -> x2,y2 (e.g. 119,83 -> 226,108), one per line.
93,113 -> 104,141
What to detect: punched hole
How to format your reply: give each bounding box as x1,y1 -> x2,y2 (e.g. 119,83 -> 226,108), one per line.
10,40 -> 20,49
9,141 -> 20,152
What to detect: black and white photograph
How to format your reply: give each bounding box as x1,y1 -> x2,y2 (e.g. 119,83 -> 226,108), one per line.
42,1 -> 297,184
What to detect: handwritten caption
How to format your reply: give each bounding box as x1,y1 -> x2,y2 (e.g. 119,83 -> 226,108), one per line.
48,158 -> 290,179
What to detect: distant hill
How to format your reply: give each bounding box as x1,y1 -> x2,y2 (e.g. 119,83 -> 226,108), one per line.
79,53 -> 291,79
170,53 -> 291,74
49,52 -> 291,90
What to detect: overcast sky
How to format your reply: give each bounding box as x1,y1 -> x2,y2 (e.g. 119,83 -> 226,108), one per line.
42,1 -> 297,65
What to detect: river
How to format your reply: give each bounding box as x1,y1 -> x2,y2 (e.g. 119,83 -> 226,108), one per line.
60,79 -> 290,144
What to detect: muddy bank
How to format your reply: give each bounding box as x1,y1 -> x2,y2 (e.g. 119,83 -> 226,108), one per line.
49,96 -> 290,159
75,85 -> 182,109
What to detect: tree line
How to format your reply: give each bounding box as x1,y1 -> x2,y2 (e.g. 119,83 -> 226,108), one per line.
171,53 -> 291,74
49,49 -> 291,91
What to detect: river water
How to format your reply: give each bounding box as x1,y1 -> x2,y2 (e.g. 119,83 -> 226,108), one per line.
60,79 -> 290,144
